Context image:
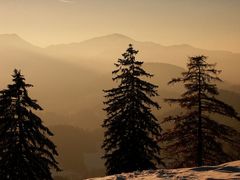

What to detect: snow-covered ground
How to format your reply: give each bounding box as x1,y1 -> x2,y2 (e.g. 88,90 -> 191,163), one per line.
86,160 -> 240,180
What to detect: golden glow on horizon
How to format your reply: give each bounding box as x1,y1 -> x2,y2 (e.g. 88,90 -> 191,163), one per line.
0,0 -> 240,52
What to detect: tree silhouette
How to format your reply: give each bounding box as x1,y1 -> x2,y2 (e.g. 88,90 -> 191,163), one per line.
102,44 -> 163,175
163,56 -> 240,167
0,69 -> 60,180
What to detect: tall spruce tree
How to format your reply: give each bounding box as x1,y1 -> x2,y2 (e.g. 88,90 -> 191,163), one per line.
102,44 -> 163,175
0,69 -> 60,180
163,55 -> 240,167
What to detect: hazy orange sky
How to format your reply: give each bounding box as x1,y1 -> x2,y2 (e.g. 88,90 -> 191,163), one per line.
0,0 -> 240,53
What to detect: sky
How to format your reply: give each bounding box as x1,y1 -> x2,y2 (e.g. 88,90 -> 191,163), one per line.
0,0 -> 240,52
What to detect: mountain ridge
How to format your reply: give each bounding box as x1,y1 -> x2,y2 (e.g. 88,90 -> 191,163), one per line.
0,33 -> 240,85
0,33 -> 41,50
46,33 -> 240,55
1,33 -> 239,55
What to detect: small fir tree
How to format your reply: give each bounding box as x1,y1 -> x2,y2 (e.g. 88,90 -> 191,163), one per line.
0,69 -> 60,180
102,44 -> 163,175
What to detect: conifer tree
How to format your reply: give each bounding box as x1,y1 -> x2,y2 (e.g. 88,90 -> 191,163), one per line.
102,44 -> 163,175
163,56 -> 240,167
0,69 -> 60,180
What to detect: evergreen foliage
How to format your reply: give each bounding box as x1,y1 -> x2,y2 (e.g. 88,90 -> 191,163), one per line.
163,56 -> 240,167
0,69 -> 60,180
102,44 -> 163,175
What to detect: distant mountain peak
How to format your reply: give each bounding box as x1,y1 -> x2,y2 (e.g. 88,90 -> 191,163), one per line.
169,44 -> 194,49
107,33 -> 133,39
0,33 -> 39,49
85,33 -> 135,43
0,33 -> 22,40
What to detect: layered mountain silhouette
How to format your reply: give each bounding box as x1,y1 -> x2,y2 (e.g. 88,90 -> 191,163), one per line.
1,33 -> 240,83
46,33 -> 240,84
1,33 -> 240,179
0,33 -> 240,129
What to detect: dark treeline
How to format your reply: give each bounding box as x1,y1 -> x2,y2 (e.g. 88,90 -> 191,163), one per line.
0,44 -> 239,179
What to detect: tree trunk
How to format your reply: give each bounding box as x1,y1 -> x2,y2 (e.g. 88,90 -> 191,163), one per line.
197,65 -> 203,166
